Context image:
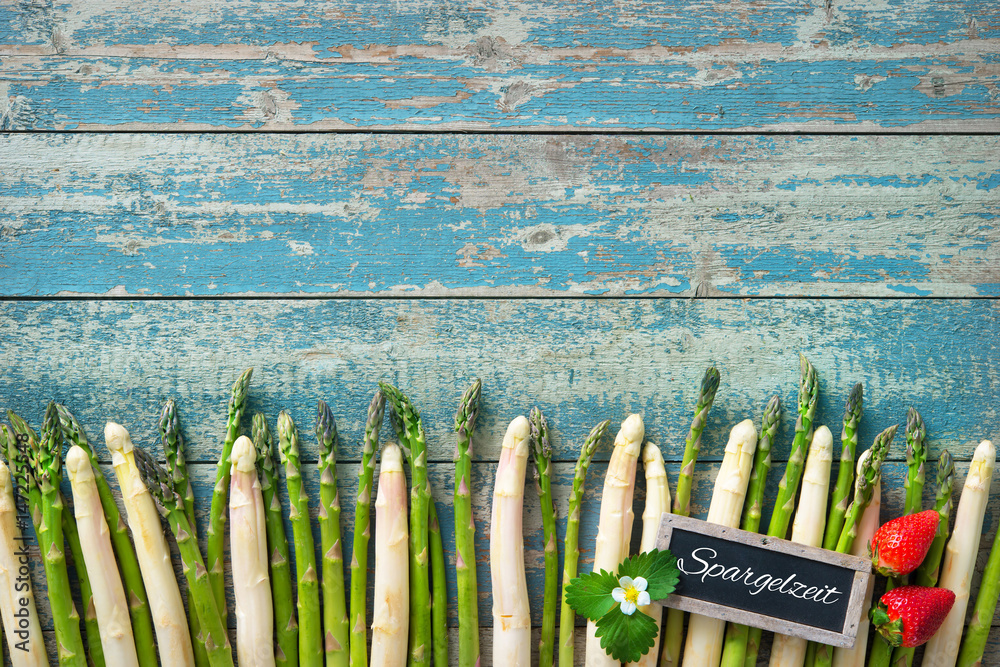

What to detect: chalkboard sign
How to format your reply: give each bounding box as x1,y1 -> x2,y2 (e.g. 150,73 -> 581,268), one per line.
656,514 -> 873,648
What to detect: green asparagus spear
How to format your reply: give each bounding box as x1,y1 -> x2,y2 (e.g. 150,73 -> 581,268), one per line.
254,413 -> 299,667
378,381 -> 432,667
5,414 -> 42,531
133,446 -> 234,667
57,405 -> 159,667
902,407 -> 927,516
663,367 -> 721,667
558,419 -> 609,667
453,380 -> 482,667
803,642 -> 817,667
26,404 -> 88,667
207,367 -> 253,630
812,424 -> 897,667
428,499 -> 448,667
1,423 -> 37,520
914,449 -> 955,588
742,396 -> 781,533
892,450 -> 954,667
673,366 -> 721,518
743,356 -> 819,667
868,598 -> 897,667
868,409 -> 930,667
837,426 -> 895,552
770,354 -> 819,540
719,395 -> 781,667
316,400 -> 349,667
159,399 -> 198,534
529,407 -> 558,667
823,383 -> 863,551
159,399 -> 210,667
3,423 -> 58,664
349,390 -> 386,667
2,422 -> 60,664
278,410 -> 323,667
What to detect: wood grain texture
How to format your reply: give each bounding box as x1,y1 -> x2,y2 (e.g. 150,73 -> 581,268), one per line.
1,299 -> 998,465
2,133 -> 998,298
1,0 -> 998,131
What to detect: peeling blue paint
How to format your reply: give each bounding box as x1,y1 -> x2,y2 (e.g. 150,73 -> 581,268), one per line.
1,52 -> 999,130
976,171 -> 1000,190
2,134 -> 996,297
5,0 -> 996,55
713,247 -> 932,288
887,284 -> 932,296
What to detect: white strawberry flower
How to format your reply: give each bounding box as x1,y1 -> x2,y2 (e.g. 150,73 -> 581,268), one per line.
611,575 -> 650,615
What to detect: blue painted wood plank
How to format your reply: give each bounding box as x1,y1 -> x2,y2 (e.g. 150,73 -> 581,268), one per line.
1,54 -> 996,131
1,0 -> 998,130
5,0 -> 998,53
2,134 -> 998,298
1,299 -> 997,465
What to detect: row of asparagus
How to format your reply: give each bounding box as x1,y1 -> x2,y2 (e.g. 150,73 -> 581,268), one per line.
0,369 -> 454,667
0,357 -> 998,667
515,355 -> 998,667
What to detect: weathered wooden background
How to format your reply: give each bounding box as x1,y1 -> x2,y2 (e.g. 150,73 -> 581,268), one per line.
1,0 -> 999,665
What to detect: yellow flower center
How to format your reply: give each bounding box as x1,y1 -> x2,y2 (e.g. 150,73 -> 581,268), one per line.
624,585 -> 640,604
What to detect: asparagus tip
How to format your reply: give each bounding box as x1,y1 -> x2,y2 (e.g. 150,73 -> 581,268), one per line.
848,381 -> 863,406
231,435 -> 257,471
455,379 -> 483,432
702,366 -> 721,394
133,446 -> 182,515
906,407 -> 926,436
529,407 -> 552,461
938,449 -> 954,475
315,399 -> 337,458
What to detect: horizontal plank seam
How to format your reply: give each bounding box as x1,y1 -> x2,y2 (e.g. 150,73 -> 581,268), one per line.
2,129 -> 1000,138
2,295 -> 999,303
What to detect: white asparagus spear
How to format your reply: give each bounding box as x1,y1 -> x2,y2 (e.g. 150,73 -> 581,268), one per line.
682,419 -> 758,667
586,413 -> 644,667
66,445 -> 139,667
628,441 -> 672,667
832,471 -> 881,667
229,435 -> 274,667
491,416 -> 532,667
105,421 -> 195,667
0,459 -> 48,667
769,425 -> 834,667
370,442 -> 409,667
922,439 -> 996,667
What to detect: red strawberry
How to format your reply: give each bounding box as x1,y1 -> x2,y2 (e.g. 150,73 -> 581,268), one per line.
869,585 -> 955,647
869,509 -> 939,576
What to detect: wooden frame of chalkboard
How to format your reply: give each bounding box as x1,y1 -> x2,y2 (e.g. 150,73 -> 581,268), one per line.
655,514 -> 873,648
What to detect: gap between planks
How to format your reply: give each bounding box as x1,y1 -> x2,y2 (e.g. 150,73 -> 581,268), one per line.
3,295 -> 1000,302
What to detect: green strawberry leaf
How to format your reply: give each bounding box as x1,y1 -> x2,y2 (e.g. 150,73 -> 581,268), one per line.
594,605 -> 659,663
564,569 -> 620,621
618,548 -> 680,600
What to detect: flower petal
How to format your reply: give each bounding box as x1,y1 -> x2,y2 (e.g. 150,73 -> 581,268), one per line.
633,576 -> 648,592
637,591 -> 651,607
620,599 -> 637,616
618,575 -> 634,589
612,587 -> 626,603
